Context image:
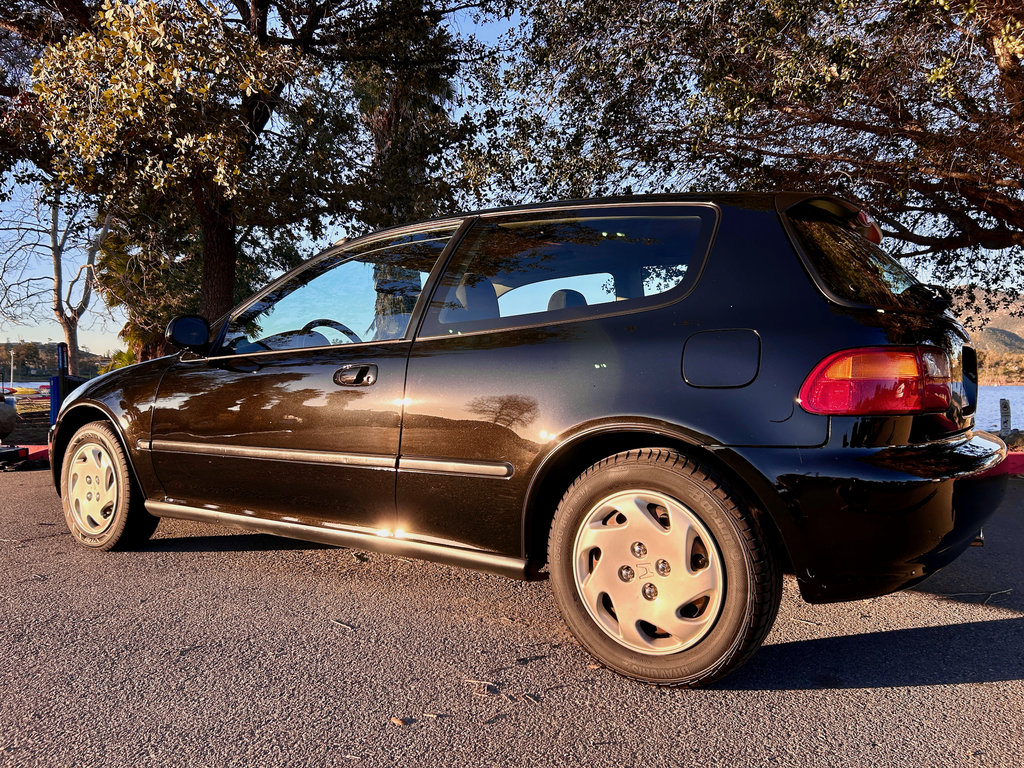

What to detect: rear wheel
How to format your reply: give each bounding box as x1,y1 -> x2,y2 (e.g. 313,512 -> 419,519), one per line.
548,449 -> 780,686
61,422 -> 158,550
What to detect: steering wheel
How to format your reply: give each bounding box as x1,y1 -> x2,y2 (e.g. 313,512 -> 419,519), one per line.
300,318 -> 362,344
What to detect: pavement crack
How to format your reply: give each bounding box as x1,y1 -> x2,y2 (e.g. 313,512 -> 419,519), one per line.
935,588 -> 1014,605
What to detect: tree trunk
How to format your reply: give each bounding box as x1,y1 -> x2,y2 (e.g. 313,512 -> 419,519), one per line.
193,181 -> 238,322
59,319 -> 80,376
138,336 -> 173,362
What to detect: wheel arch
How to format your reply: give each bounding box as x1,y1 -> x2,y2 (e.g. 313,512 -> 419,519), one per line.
51,404 -> 137,495
521,426 -> 796,578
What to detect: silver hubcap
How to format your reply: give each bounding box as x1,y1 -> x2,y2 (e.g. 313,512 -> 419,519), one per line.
572,489 -> 724,654
68,442 -> 118,536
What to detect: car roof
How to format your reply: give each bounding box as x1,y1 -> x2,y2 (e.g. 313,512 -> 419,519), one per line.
332,192 -> 835,248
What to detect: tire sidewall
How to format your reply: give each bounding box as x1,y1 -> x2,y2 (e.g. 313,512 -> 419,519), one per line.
61,424 -> 131,550
549,455 -> 756,683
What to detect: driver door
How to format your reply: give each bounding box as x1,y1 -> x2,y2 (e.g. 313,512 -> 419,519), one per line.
149,227 -> 455,531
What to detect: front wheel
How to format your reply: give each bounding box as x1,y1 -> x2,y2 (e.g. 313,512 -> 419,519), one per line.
61,422 -> 159,551
548,449 -> 780,686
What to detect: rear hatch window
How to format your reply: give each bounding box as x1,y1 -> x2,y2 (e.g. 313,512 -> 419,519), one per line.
787,210 -> 927,311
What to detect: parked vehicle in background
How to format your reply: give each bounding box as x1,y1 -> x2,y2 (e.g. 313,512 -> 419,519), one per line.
0,396 -> 15,441
50,193 -> 1007,686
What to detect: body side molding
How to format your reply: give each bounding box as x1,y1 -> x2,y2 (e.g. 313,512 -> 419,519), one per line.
398,457 -> 514,478
149,439 -> 396,469
149,440 -> 514,477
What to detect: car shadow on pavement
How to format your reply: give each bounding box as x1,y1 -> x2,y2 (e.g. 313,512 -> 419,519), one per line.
722,616 -> 1024,690
143,533 -> 333,553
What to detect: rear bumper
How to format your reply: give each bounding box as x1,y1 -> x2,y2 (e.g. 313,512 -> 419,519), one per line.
733,431 -> 1007,603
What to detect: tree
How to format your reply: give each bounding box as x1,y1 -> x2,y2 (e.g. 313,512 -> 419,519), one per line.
29,0 -> 313,322
467,394 -> 538,429
13,340 -> 40,375
344,1 -> 474,322
0,174 -> 110,375
349,0 -> 471,231
486,0 -> 1024,322
91,213 -> 201,360
99,349 -> 135,372
0,2 -> 54,180
14,0 -> 495,333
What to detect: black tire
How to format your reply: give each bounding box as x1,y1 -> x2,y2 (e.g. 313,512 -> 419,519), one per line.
547,448 -> 780,686
60,421 -> 159,551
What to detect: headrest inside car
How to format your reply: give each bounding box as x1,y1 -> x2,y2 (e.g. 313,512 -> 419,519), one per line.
548,289 -> 588,311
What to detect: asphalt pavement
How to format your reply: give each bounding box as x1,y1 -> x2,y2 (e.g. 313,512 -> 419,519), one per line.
1,470 -> 1022,768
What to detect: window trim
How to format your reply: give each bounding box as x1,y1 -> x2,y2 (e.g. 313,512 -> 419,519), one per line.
414,202 -> 721,341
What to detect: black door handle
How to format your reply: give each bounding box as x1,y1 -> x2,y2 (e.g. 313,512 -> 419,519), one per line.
334,364 -> 377,386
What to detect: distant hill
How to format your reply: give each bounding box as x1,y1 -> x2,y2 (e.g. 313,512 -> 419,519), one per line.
981,306 -> 1024,339
975,327 -> 1024,353
953,288 -> 1024,352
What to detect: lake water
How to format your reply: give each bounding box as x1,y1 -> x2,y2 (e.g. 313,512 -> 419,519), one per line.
977,385 -> 1024,433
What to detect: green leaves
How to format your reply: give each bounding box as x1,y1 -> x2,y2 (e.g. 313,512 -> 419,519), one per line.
33,0 -> 302,202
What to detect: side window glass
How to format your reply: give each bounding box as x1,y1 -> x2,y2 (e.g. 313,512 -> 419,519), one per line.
220,229 -> 453,354
420,208 -> 715,336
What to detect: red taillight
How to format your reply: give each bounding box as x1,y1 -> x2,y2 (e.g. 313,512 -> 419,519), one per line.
799,347 -> 952,415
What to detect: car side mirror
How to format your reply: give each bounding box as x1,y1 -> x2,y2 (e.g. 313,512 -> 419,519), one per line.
165,315 -> 211,353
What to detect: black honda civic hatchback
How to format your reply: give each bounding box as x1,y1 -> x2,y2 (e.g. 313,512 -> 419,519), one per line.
50,193 -> 1007,686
